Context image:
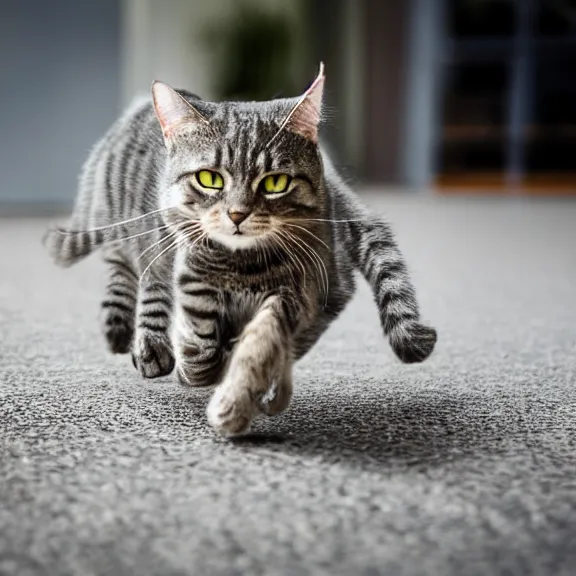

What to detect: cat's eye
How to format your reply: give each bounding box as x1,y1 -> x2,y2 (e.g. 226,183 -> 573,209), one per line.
261,174 -> 291,195
194,170 -> 224,191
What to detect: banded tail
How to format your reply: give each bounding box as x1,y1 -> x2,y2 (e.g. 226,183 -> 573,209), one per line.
43,225 -> 106,268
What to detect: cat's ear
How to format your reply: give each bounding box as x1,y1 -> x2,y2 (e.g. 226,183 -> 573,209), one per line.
151,81 -> 209,140
279,63 -> 325,143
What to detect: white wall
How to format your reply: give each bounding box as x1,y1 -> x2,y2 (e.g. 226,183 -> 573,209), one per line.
0,0 -> 121,204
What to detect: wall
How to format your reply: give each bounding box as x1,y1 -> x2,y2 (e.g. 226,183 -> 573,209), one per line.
0,0 -> 121,204
402,0 -> 445,189
362,0 -> 411,184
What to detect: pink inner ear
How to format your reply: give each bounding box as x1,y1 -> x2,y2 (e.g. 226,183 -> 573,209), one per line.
152,81 -> 208,139
283,63 -> 325,143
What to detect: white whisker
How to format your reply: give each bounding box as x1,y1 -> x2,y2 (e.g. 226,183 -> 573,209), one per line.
139,238 -> 181,282
271,231 -> 300,287
137,231 -> 177,262
282,229 -> 329,307
137,223 -> 201,262
106,224 -> 170,246
287,218 -> 363,224
275,229 -> 308,285
283,223 -> 331,251
58,206 -> 179,234
139,225 -> 205,283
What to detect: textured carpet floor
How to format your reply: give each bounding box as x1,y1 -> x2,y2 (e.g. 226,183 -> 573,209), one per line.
1,194 -> 576,576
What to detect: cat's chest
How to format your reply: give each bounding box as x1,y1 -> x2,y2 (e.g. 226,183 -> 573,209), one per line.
221,289 -> 266,332
181,245 -> 296,292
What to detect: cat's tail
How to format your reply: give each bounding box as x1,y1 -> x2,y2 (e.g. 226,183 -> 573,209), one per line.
42,225 -> 105,268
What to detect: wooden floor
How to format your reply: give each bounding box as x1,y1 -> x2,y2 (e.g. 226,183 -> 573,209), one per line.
435,174 -> 576,195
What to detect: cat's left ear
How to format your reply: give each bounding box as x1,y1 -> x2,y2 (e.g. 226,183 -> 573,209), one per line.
278,62 -> 325,143
152,81 -> 209,140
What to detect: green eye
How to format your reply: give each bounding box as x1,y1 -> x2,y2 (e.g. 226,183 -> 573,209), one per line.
196,170 -> 224,190
262,174 -> 291,194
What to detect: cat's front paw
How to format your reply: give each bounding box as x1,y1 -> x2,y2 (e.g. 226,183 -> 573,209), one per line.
259,375 -> 293,416
131,331 -> 175,378
206,384 -> 257,436
389,321 -> 437,363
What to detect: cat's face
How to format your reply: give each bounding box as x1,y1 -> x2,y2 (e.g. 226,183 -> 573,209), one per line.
153,69 -> 325,251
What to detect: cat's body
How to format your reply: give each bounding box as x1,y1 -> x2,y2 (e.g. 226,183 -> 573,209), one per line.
45,67 -> 437,435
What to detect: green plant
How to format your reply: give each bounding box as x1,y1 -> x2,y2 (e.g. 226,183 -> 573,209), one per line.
204,3 -> 298,101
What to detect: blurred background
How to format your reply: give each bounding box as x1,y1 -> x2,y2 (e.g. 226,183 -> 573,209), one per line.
2,0 -> 576,212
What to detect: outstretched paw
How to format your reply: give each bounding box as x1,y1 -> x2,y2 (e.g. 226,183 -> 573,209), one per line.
206,385 -> 257,436
390,321 -> 437,363
131,331 -> 175,378
259,376 -> 293,416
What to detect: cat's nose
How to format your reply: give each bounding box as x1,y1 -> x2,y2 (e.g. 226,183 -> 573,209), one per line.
227,209 -> 250,226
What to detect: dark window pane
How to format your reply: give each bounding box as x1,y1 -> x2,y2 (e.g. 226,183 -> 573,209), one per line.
442,62 -> 508,125
533,57 -> 576,125
526,139 -> 576,172
439,60 -> 508,174
536,0 -> 576,36
448,0 -> 516,37
441,141 -> 506,173
527,55 -> 576,172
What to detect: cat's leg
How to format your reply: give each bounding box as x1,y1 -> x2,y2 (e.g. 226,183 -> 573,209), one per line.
349,217 -> 437,363
207,294 -> 295,436
173,273 -> 227,387
131,274 -> 175,378
101,249 -> 138,354
258,361 -> 293,417
328,169 -> 437,362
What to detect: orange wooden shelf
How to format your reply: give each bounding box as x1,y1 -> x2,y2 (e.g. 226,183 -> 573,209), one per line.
434,173 -> 576,195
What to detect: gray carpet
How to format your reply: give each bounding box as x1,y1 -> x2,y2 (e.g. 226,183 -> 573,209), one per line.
2,193 -> 576,576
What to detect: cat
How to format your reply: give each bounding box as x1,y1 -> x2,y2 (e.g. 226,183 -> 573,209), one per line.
44,64 -> 437,436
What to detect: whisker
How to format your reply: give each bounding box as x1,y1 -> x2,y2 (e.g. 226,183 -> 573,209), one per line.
285,218 -> 364,224
282,229 -> 329,307
139,235 -> 185,282
257,240 -> 271,273
137,231 -> 177,262
139,225 -> 205,283
105,224 -> 170,246
56,206 -> 180,234
275,229 -> 309,285
271,231 -> 300,287
137,223 -> 201,262
283,223 -> 331,251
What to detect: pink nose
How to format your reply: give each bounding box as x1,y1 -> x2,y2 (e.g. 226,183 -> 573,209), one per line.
228,210 -> 249,226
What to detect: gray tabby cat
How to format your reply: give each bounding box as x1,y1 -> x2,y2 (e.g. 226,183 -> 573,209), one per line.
45,64 -> 437,435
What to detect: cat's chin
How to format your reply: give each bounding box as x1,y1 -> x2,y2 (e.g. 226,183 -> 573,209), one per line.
208,231 -> 262,252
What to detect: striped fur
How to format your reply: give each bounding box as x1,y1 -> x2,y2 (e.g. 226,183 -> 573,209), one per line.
45,79 -> 436,435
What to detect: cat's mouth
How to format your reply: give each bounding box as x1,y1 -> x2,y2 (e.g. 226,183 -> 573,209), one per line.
207,228 -> 268,251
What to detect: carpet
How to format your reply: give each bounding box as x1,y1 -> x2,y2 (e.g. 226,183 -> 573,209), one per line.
1,193 -> 576,575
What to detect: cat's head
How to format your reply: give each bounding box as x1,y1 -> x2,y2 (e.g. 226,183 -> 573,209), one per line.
152,64 -> 326,251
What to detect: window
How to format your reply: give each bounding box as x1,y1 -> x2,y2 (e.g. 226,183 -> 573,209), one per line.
448,0 -> 516,37
536,0 -> 576,36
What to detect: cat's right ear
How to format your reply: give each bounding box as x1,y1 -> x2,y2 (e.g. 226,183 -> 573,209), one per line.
151,81 -> 209,140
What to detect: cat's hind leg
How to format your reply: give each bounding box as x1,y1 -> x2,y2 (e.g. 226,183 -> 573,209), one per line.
131,272 -> 175,379
101,248 -> 138,354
